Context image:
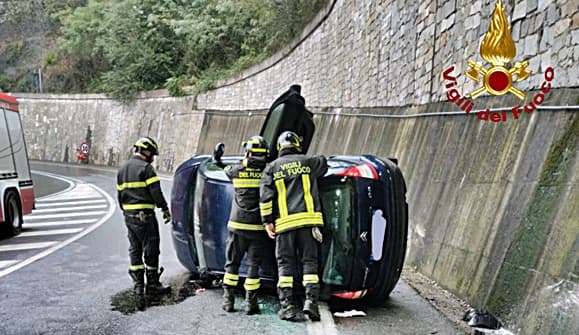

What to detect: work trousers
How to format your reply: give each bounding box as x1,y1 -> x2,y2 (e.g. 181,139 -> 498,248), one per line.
224,231 -> 265,289
276,227 -> 319,287
125,213 -> 160,269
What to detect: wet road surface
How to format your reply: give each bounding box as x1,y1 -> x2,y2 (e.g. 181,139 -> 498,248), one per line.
0,161 -> 467,335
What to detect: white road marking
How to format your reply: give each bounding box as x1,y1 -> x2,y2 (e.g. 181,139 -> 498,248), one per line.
31,204 -> 108,213
43,193 -> 101,201
307,302 -> 338,335
40,184 -> 101,201
0,175 -> 116,279
35,199 -> 107,207
16,228 -> 84,237
0,242 -> 57,252
0,260 -> 18,269
24,219 -> 98,228
25,211 -> 107,220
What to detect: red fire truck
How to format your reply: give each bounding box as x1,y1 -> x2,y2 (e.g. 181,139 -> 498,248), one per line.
0,93 -> 35,236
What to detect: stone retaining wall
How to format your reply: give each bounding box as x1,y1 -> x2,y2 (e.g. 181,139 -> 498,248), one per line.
16,1 -> 578,333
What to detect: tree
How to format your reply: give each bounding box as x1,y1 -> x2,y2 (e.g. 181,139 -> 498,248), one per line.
44,0 -> 330,97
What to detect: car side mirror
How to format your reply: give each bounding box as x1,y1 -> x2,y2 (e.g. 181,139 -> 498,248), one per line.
213,143 -> 225,162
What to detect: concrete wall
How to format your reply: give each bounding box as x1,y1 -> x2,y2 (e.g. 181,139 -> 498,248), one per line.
18,92 -> 203,172
15,0 -> 578,333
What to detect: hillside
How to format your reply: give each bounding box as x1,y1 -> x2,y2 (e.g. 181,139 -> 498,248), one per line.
0,0 -> 329,98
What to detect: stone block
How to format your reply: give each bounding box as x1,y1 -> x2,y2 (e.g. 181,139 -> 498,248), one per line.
524,34 -> 540,56
470,1 -> 481,15
465,13 -> 481,30
561,1 -> 578,19
573,11 -> 579,30
515,39 -> 526,57
557,45 -> 571,61
526,55 -> 540,74
441,13 -> 455,32
568,60 -> 579,85
418,0 -> 432,17
530,12 -> 545,34
521,19 -> 531,37
512,20 -> 521,40
552,32 -> 572,55
546,4 -> 560,26
513,0 -> 528,21
423,23 -> 435,38
540,52 -> 555,72
442,0 -> 456,18
539,25 -> 554,52
537,0 -> 550,11
553,64 -> 568,83
527,0 -> 538,13
572,29 -> 579,45
554,18 -> 571,36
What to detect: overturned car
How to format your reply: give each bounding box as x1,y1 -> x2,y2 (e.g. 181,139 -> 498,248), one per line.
170,86 -> 408,305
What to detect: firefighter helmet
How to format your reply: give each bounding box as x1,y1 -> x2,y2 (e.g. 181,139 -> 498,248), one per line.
134,137 -> 159,156
242,135 -> 268,157
276,131 -> 302,152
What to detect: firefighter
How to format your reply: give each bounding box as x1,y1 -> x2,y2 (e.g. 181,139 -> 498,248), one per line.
216,136 -> 269,315
117,136 -> 172,297
260,131 -> 328,321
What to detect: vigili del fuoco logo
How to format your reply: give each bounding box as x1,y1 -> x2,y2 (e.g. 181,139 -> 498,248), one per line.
442,0 -> 554,122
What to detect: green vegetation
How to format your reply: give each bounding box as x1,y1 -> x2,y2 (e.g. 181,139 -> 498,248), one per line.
0,0 -> 329,98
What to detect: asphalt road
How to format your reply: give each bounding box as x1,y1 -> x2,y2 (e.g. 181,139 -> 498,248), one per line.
0,161 -> 467,335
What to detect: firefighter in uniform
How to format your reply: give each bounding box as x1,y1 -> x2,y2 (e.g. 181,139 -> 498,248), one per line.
117,137 -> 172,297
217,136 -> 269,315
260,131 -> 328,321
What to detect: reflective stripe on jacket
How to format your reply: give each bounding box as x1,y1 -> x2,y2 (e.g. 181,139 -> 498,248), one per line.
260,152 -> 327,234
224,157 -> 266,233
116,156 -> 168,213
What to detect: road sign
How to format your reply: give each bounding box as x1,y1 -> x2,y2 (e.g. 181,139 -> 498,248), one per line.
79,142 -> 91,155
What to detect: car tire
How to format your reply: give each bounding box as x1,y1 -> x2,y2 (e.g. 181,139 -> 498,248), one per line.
363,161 -> 408,306
3,191 -> 23,236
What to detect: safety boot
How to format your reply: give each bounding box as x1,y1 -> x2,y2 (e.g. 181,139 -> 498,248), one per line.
277,288 -> 297,321
245,290 -> 260,315
303,284 -> 320,321
128,269 -> 145,296
145,267 -> 171,295
222,287 -> 235,312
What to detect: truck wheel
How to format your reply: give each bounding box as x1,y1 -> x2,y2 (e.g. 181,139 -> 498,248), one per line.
4,191 -> 23,236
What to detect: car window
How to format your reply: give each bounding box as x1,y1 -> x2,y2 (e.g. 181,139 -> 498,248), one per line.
320,182 -> 354,287
202,160 -> 232,182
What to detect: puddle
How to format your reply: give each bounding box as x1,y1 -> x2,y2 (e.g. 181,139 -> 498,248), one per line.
111,272 -> 311,319
111,272 -> 209,315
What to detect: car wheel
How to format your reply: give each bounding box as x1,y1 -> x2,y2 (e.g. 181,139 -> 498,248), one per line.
364,163 -> 408,306
3,191 -> 23,236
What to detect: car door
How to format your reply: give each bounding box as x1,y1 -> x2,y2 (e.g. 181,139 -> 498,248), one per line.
259,84 -> 315,161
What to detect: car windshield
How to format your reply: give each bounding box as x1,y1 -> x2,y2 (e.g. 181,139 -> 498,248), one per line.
320,181 -> 355,287
202,159 -> 237,182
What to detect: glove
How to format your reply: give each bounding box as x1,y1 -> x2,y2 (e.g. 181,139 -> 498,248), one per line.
163,209 -> 171,224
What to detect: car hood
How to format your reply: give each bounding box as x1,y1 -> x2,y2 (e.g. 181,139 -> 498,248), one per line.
259,85 -> 315,161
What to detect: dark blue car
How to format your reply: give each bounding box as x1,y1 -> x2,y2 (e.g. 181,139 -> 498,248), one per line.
170,86 -> 408,305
